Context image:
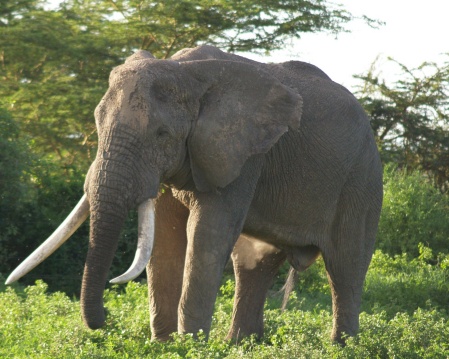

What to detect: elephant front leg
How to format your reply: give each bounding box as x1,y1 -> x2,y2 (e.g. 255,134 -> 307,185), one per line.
176,155 -> 264,337
177,208 -> 243,337
147,190 -> 189,341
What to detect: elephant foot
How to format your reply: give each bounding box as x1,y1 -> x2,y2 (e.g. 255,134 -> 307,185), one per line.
151,333 -> 173,342
331,321 -> 358,345
225,323 -> 263,343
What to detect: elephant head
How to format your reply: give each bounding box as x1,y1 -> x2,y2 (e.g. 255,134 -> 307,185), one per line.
6,50 -> 302,329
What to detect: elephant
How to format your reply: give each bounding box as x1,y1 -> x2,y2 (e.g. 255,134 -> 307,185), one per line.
6,45 -> 383,344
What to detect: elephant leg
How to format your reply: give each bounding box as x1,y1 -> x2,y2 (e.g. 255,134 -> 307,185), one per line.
177,158 -> 264,337
226,235 -> 286,341
146,189 -> 189,341
323,202 -> 379,344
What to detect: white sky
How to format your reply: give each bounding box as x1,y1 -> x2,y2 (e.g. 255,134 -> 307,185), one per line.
242,0 -> 449,90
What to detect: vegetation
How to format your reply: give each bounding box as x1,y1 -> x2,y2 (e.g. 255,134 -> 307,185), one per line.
357,58 -> 449,191
377,166 -> 449,258
1,167 -> 448,357
1,245 -> 448,358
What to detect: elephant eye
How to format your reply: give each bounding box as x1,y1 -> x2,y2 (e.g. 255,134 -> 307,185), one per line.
154,91 -> 169,103
156,126 -> 170,138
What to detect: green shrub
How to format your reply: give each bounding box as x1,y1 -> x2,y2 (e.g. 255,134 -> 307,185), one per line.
363,249 -> 449,318
1,249 -> 448,359
0,109 -> 33,280
377,166 -> 449,258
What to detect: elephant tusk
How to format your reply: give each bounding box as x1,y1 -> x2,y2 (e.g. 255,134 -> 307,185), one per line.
5,194 -> 90,285
109,198 -> 155,284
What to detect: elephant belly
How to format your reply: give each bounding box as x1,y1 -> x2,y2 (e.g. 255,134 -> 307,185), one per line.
244,167 -> 339,249
242,201 -> 333,251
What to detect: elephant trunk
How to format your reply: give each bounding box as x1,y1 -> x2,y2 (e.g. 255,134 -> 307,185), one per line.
80,153 -> 157,329
81,151 -> 134,329
80,199 -> 126,329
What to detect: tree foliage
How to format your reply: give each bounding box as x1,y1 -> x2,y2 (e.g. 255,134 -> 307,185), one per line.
0,0 -> 360,173
356,58 -> 449,191
62,0 -> 358,56
1,1 -> 116,172
0,109 -> 32,270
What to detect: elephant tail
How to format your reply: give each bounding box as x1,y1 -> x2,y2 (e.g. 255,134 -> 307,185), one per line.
280,266 -> 299,311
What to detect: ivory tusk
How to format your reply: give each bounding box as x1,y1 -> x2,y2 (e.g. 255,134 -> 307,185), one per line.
5,194 -> 90,285
109,198 -> 155,284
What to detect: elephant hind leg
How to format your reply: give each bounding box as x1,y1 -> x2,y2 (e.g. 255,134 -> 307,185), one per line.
226,235 -> 286,341
323,202 -> 379,344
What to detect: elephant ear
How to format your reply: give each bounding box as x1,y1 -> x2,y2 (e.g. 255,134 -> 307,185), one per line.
181,60 -> 303,191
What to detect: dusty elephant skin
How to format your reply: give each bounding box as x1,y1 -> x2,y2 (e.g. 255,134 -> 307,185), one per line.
6,45 -> 383,344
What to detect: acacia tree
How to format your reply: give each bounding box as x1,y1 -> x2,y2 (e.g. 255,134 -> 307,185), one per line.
1,1 -> 118,172
0,0 -> 374,171
356,58 -> 449,191
69,0 -> 358,56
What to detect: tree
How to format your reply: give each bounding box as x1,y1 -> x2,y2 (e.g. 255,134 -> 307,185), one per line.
1,1 -> 117,174
356,58 -> 449,192
0,0 -> 372,172
66,0 -> 360,56
0,108 -> 31,271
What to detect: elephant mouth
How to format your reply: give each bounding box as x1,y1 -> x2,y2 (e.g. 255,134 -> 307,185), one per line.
5,195 -> 156,286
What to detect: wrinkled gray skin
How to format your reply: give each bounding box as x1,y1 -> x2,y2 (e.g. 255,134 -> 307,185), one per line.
82,45 -> 382,344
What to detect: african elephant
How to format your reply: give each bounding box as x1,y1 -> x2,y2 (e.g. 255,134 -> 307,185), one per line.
6,45 -> 383,344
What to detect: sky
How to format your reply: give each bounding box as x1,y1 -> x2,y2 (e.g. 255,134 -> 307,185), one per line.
242,0 -> 449,91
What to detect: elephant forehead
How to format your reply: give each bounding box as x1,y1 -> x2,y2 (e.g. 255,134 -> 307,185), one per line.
100,69 -> 161,126
96,61 -> 189,132
109,67 -> 151,93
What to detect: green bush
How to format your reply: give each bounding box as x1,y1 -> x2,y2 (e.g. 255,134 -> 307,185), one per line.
0,109 -> 33,278
364,249 -> 449,317
377,166 -> 449,258
1,249 -> 448,359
